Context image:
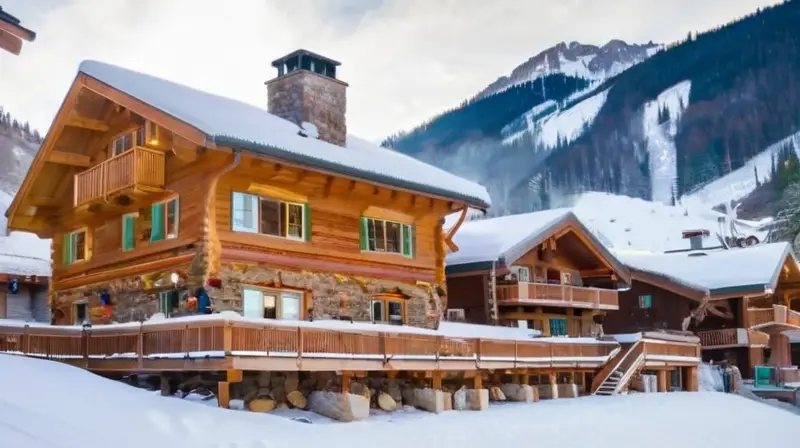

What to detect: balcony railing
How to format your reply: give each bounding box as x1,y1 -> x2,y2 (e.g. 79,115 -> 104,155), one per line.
496,281 -> 619,309
696,328 -> 770,348
747,305 -> 800,329
74,147 -> 165,207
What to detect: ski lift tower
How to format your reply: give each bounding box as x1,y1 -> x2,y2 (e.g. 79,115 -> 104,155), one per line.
0,6 -> 36,55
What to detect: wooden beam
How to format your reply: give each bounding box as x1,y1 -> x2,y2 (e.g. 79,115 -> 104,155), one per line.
65,113 -> 110,132
580,268 -> 613,278
27,196 -> 60,207
0,30 -> 22,55
47,151 -> 91,168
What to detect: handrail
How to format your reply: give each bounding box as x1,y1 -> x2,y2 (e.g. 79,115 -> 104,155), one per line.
0,319 -> 621,369
590,340 -> 644,394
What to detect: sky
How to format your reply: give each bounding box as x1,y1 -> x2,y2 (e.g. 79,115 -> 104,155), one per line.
0,0 -> 783,142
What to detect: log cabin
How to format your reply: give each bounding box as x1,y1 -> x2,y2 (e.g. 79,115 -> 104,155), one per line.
444,209 -> 630,336
0,7 -> 35,55
4,50 -> 491,329
607,241 -> 800,381
0,233 -> 50,322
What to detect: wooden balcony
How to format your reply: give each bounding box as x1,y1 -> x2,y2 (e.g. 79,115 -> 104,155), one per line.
696,328 -> 769,349
0,316 -> 621,373
496,281 -> 619,310
747,305 -> 800,329
74,147 -> 166,208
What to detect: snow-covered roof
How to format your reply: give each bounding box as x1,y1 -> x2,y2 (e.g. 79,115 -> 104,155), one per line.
445,209 -> 629,282
617,242 -> 794,296
77,61 -> 491,208
0,192 -> 51,278
446,208 -> 571,266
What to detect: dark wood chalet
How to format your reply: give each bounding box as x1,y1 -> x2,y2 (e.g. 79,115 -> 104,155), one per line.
444,209 -> 631,336
0,7 -> 35,55
606,242 -> 800,380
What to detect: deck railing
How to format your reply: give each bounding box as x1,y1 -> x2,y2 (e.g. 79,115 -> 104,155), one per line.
496,282 -> 618,309
74,147 -> 165,207
0,318 -> 620,368
696,328 -> 740,347
747,305 -> 800,329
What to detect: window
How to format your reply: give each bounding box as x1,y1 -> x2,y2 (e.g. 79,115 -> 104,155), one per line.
360,217 -> 414,257
370,297 -> 405,325
242,287 -> 302,320
158,291 -> 178,318
122,213 -> 137,251
638,294 -> 652,309
73,302 -> 88,325
512,266 -> 530,282
112,127 -> 145,156
150,196 -> 179,243
63,229 -> 88,265
549,317 -> 568,336
231,192 -> 310,241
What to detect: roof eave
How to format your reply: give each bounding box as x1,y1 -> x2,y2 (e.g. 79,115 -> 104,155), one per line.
214,135 -> 491,209
445,260 -> 497,275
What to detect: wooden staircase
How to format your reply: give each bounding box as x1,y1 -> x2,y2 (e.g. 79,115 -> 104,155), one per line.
591,340 -> 646,396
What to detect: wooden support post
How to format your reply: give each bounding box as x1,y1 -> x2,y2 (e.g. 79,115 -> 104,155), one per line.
160,373 -> 171,397
549,372 -> 559,399
511,374 -> 520,385
341,372 -> 352,393
473,373 -> 483,389
657,370 -> 668,393
492,371 -> 502,386
432,371 -> 442,390
683,366 -> 699,392
218,381 -> 231,409
227,369 -> 243,383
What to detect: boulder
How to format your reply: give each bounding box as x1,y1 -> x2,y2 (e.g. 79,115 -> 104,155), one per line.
309,391 -> 370,422
500,384 -> 535,403
453,388 -> 467,411
413,388 -> 445,413
466,389 -> 489,411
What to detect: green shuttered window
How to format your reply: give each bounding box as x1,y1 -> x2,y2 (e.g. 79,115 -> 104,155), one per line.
122,214 -> 136,251
360,217 -> 415,258
150,196 -> 179,243
63,229 -> 87,265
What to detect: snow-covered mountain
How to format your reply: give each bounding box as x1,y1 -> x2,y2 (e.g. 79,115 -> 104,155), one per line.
476,40 -> 661,100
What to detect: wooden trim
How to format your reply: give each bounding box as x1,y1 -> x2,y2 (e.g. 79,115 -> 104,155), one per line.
241,284 -> 307,320
0,29 -> 22,55
80,73 -> 210,148
54,254 -> 195,291
631,271 -> 705,301
221,247 -> 435,282
0,18 -> 35,41
369,294 -> 408,324
48,150 -> 91,167
362,206 -> 414,224
247,183 -> 307,204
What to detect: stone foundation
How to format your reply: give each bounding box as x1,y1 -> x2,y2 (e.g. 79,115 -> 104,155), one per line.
208,263 -> 441,328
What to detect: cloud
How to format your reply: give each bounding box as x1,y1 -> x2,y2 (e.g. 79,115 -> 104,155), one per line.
0,0 -> 783,142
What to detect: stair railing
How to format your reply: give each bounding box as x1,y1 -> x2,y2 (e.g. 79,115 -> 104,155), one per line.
591,339 -> 643,394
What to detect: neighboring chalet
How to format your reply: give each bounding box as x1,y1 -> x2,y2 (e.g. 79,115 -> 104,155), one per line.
5,51 -> 491,328
607,242 -> 800,380
444,209 -> 631,335
0,7 -> 35,55
0,234 -> 50,322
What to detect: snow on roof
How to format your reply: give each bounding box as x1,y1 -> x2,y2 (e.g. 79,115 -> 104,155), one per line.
617,242 -> 793,295
77,60 -> 490,208
570,192 -> 769,253
446,208 -> 572,266
0,191 -> 51,277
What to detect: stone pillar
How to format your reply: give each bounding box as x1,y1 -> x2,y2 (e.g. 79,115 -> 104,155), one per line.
657,370 -> 668,392
768,333 -> 791,367
548,372 -> 559,399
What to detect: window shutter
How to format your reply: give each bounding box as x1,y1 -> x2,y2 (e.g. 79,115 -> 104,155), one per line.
303,203 -> 312,242
410,223 -> 416,258
122,215 -> 135,251
402,224 -> 412,256
63,233 -> 72,265
359,217 -> 369,251
150,202 -> 165,242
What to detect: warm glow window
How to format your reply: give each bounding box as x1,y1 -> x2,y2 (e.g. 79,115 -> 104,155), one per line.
360,217 -> 414,257
112,127 -> 145,156
63,228 -> 88,264
370,297 -> 405,325
232,192 -> 309,241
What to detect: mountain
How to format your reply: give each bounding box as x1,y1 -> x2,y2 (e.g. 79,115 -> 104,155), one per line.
476,40 -> 661,99
0,107 -> 42,234
385,1 -> 800,219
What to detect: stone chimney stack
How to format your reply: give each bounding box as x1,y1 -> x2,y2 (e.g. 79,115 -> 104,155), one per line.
266,49 -> 348,146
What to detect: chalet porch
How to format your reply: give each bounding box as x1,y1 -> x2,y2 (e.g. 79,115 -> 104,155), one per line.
74,145 -> 166,208
496,281 -> 619,310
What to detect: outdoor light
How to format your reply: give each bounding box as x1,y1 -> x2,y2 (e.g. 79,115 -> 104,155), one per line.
170,272 -> 179,285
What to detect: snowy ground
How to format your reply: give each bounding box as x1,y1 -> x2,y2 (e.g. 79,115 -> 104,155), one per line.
2,354 -> 798,448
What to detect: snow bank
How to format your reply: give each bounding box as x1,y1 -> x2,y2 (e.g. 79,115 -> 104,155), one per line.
699,363 -> 724,392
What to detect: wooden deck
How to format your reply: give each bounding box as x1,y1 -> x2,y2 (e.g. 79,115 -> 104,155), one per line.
74,146 -> 165,207
496,282 -> 619,310
696,328 -> 769,350
0,316 -> 632,374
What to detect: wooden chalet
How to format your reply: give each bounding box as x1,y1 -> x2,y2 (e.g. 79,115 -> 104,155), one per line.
444,209 -> 630,335
607,242 -> 800,382
0,244 -> 49,322
0,7 -> 35,55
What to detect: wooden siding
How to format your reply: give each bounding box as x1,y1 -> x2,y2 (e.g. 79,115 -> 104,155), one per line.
446,274 -> 489,324
214,156 -> 454,281
603,279 -> 694,334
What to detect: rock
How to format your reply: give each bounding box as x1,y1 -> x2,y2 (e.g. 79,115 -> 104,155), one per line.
256,372 -> 271,388
500,384 -> 535,403
309,391 -> 370,422
489,386 -> 506,401
557,383 -> 578,398
466,389 -> 488,411
377,392 -> 397,411
291,417 -> 313,424
387,379 -> 402,402
443,392 -> 453,411
401,386 -> 415,406
284,372 -> 300,392
413,388 -> 444,413
453,388 -> 467,411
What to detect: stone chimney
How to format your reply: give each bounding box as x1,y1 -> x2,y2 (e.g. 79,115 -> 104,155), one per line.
681,229 -> 710,250
266,49 -> 348,146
